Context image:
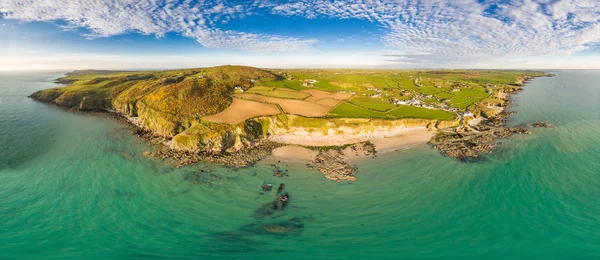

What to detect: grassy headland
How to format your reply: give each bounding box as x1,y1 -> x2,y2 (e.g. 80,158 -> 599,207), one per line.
30,66 -> 547,174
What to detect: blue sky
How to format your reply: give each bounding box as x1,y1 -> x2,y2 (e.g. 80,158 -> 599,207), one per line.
1,0 -> 599,70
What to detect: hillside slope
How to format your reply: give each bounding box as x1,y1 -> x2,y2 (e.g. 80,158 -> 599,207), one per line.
30,66 -> 544,157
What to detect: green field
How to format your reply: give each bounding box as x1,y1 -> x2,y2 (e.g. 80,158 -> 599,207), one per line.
327,102 -> 391,119
348,96 -> 396,112
35,66 -> 545,129
268,69 -> 539,111
246,87 -> 310,99
328,102 -> 456,121
30,66 -> 546,155
259,79 -> 305,90
388,106 -> 457,120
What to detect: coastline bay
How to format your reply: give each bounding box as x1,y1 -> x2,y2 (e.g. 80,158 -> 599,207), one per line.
2,70 -> 600,259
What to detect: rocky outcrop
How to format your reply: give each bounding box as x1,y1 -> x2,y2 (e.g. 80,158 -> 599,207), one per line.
430,73 -> 553,162
170,120 -> 266,154
431,110 -> 532,162
313,150 -> 358,182
30,67 -> 549,173
310,142 -> 378,182
533,121 -> 555,128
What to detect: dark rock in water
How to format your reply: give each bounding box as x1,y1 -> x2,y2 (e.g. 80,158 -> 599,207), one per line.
270,164 -> 289,178
533,121 -> 555,128
500,111 -> 516,117
278,193 -> 290,210
253,194 -> 291,218
507,126 -> 531,135
253,201 -> 279,218
305,163 -> 315,170
253,185 -> 289,218
261,183 -> 273,192
184,171 -> 223,186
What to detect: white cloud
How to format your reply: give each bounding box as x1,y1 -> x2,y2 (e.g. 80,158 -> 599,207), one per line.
0,0 -> 317,52
267,0 -> 600,63
1,0 -> 599,66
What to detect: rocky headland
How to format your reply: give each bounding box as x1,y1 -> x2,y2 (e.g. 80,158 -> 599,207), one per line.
29,67 -> 550,181
429,76 -> 553,162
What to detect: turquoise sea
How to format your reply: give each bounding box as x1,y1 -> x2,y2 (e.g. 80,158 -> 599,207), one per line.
1,71 -> 600,259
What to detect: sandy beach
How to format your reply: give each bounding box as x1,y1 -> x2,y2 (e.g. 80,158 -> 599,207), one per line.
367,128 -> 434,153
269,128 -> 435,163
268,125 -> 432,146
270,145 -> 319,163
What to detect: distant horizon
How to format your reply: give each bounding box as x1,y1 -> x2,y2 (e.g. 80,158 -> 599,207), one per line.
1,0 -> 600,70
1,66 -> 599,73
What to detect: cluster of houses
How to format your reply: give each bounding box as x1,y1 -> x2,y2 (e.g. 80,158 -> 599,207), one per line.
336,83 -> 476,118
302,79 -> 318,87
460,111 -> 474,117
365,87 -> 383,98
338,90 -> 356,95
390,94 -> 465,118
450,81 -> 470,91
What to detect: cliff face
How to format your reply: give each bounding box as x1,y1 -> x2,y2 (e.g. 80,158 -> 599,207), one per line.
30,66 -> 487,155
169,120 -> 264,153
255,115 -> 458,146
164,114 -> 458,153
30,66 -> 279,138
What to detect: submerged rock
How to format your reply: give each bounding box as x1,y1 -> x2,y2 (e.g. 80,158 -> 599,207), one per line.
235,217 -> 304,236
253,184 -> 290,218
276,183 -> 285,194
141,136 -> 280,168
533,121 -> 555,128
262,217 -> 304,235
253,201 -> 280,218
184,171 -> 223,186
270,164 -> 289,178
261,183 -> 273,192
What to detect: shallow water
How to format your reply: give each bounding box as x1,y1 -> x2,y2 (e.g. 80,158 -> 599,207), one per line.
1,70 -> 600,259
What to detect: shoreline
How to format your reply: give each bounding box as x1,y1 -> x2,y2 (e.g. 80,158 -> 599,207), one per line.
28,69 -> 552,182
430,75 -> 553,162
268,128 -> 433,163
267,126 -> 433,147
28,78 -> 534,181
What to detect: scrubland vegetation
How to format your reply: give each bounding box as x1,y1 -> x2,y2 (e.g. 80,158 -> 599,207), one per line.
30,65 -> 545,154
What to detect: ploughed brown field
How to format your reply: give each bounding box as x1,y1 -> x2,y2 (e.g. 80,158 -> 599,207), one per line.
231,89 -> 352,118
202,98 -> 280,124
235,93 -> 333,117
302,89 -> 353,102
